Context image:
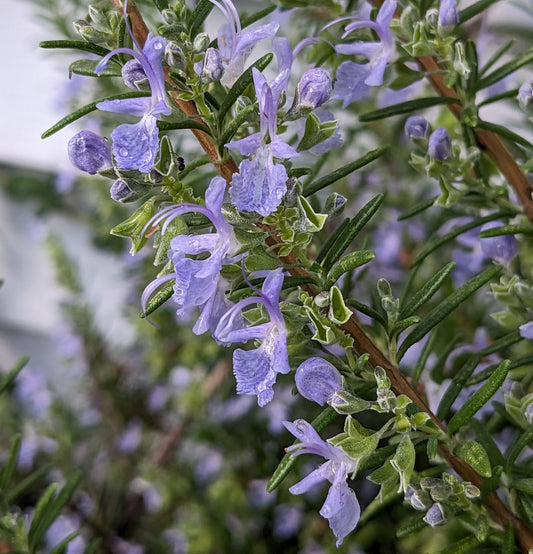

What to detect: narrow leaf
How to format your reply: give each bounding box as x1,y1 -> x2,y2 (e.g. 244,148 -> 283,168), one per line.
39,40 -> 111,57
48,532 -> 80,554
396,516 -> 427,538
506,426 -> 533,473
476,46 -> 533,92
479,39 -> 514,77
69,59 -> 121,78
479,224 -> 533,237
218,53 -> 273,124
346,299 -> 387,328
454,440 -> 492,477
326,250 -> 375,286
513,478 -> 533,495
448,359 -> 510,435
267,407 -> 337,493
6,463 -> 53,505
477,88 -> 519,107
359,97 -> 459,122
433,536 -> 482,554
321,194 -> 385,273
219,104 -> 256,147
399,265 -> 503,361
316,217 -> 350,264
0,434 -> 21,492
28,484 -> 58,548
413,212 -> 513,266
476,120 -> 533,148
502,522 -> 514,554
157,119 -> 212,134
240,5 -> 276,28
459,0 -> 502,23
470,419 -> 505,467
397,196 -> 438,221
304,147 -> 389,196
400,262 -> 455,318
189,0 -> 214,37
42,91 -> 150,139
140,281 -> 174,318
0,355 -> 29,395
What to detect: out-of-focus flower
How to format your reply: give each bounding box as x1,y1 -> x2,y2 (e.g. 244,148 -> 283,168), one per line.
428,127 -> 451,160
438,0 -> 459,27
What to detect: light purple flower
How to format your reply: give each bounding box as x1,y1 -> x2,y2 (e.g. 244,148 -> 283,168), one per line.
142,176 -> 240,335
194,47 -> 224,83
295,357 -> 343,405
210,0 -> 279,86
332,0 -> 397,107
226,40 -> 298,216
214,268 -> 289,406
428,127 -> 451,160
95,1 -> 170,172
520,322 -> 533,340
404,115 -> 429,139
439,0 -> 459,27
68,130 -> 112,174
283,419 -> 360,546
480,221 -> 518,264
296,68 -> 332,110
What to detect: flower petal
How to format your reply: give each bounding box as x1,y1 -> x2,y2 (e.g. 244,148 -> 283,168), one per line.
111,116 -> 159,172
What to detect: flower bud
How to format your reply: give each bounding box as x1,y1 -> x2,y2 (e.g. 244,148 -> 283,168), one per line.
324,192 -> 347,217
377,388 -> 396,411
162,8 -> 178,24
424,503 -> 446,526
404,115 -> 428,139
480,221 -> 518,264
520,321 -> 533,340
296,68 -> 332,110
519,83 -> 533,110
428,127 -> 451,160
110,179 -> 134,202
68,130 -> 112,174
410,490 -> 432,511
295,357 -> 343,405
193,33 -> 210,53
194,48 -> 223,83
122,59 -> 149,90
165,42 -> 186,69
438,0 -> 459,27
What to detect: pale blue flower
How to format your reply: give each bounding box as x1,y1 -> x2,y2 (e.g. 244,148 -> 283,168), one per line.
439,0 -> 459,27
95,1 -> 170,173
68,130 -> 112,174
210,0 -> 279,86
214,268 -> 290,406
295,357 -> 343,405
142,176 -> 239,335
428,127 -> 451,160
283,419 -> 360,546
332,0 -> 397,107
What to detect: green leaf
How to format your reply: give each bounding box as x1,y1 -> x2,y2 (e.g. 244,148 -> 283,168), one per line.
506,425 -> 533,473
298,196 -> 328,232
413,211 -> 513,266
267,407 -> 337,492
0,434 -> 21,492
389,62 -> 424,90
479,39 -> 514,77
399,265 -> 502,361
326,250 -> 375,287
48,532 -> 80,554
454,440 -> 492,477
39,40 -> 111,57
189,0 -> 214,37
475,120 -> 533,148
397,196 -> 438,221
240,5 -> 276,28
140,280 -> 174,318
458,0 -> 502,23
328,285 -> 352,324
469,419 -> 505,467
447,359 -> 510,435
69,58 -> 121,78
110,200 -> 155,254
390,435 -> 416,492
400,262 -> 455,318
6,463 -> 53,505
158,119 -> 212,134
304,147 -> 389,196
513,478 -> 533,495
28,472 -> 82,551
316,218 -> 350,264
0,355 -> 29,396
476,46 -> 533,92
218,53 -> 273,124
346,299 -> 387,328
479,224 -> 533,237
321,194 -> 385,273
218,104 -> 256,147
296,113 -> 338,152
477,88 -> 519,108
359,97 -> 459,122
396,515 -> 427,538
502,522 -> 514,554
433,536 -> 482,554
42,91 -> 151,138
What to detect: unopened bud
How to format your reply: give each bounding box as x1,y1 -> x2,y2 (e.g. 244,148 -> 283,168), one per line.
110,180 -> 134,202
68,130 -> 112,174
194,48 -> 223,83
404,115 -> 428,139
165,42 -> 186,69
428,127 -> 451,160
324,193 -> 347,216
424,503 -> 446,526
74,20 -> 111,44
438,0 -> 459,27
410,490 -> 432,511
193,32 -> 210,53
295,357 -> 343,406
122,59 -> 149,90
297,68 -> 332,110
162,8 -> 178,24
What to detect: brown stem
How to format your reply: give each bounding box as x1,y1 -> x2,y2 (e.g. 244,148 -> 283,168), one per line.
111,2 -> 533,551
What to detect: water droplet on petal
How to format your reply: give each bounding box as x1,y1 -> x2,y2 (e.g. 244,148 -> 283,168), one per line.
154,41 -> 163,50
119,147 -> 129,157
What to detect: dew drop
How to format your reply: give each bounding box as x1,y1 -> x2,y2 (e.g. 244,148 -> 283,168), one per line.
118,147 -> 129,157
154,41 -> 163,51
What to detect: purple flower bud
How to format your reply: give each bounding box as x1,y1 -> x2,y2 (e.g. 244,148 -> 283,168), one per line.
110,179 -> 133,202
404,115 -> 428,139
520,322 -> 533,340
423,503 -> 446,526
122,59 -> 149,90
428,127 -> 451,160
526,403 -> 533,425
480,221 -> 518,264
438,0 -> 459,27
519,83 -> 533,109
68,130 -> 112,174
195,48 -> 223,83
295,357 -> 343,405
297,68 -> 332,110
